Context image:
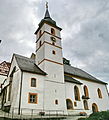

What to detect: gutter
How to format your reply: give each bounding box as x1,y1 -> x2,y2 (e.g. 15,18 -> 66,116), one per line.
18,71 -> 23,115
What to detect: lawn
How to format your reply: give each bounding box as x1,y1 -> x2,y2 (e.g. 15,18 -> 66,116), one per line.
78,111 -> 109,120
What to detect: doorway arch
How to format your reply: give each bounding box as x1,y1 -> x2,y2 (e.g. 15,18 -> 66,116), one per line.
66,99 -> 73,110
92,103 -> 98,113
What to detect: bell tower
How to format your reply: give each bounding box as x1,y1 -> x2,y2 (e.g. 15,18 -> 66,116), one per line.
34,3 -> 67,113
35,3 -> 64,83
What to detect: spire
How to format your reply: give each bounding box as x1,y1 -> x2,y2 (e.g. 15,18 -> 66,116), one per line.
44,2 -> 51,19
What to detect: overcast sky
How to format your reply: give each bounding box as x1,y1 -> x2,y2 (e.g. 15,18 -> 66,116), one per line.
0,0 -> 109,88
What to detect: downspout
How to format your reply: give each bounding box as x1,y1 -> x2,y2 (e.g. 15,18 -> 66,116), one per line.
18,71 -> 23,115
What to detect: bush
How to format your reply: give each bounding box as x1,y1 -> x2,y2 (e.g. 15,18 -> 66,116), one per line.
78,111 -> 109,120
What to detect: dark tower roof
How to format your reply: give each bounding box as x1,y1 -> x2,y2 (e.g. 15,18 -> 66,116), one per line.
35,3 -> 62,35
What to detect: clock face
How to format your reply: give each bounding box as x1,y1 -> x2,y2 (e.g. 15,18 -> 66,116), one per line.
51,37 -> 56,42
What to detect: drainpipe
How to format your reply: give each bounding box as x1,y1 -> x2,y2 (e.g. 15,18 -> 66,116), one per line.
18,71 -> 23,115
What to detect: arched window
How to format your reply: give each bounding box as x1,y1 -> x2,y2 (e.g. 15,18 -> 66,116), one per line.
51,28 -> 55,35
66,99 -> 73,110
74,86 -> 80,101
39,30 -> 42,38
92,103 -> 98,113
84,85 -> 89,97
55,100 -> 58,105
97,88 -> 102,98
83,100 -> 88,110
31,78 -> 36,87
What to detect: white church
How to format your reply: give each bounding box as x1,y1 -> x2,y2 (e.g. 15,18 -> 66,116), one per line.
0,4 -> 109,116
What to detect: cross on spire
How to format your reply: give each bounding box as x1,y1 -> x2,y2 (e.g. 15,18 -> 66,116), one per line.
46,1 -> 48,9
44,1 -> 51,19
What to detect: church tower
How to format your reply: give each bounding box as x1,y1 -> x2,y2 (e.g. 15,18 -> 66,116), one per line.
35,3 -> 64,83
35,3 -> 67,112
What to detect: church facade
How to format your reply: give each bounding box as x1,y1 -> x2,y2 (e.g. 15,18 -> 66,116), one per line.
1,5 -> 109,115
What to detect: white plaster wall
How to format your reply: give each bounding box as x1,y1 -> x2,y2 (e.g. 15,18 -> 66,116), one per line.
0,75 -> 7,84
6,56 -> 21,109
44,24 -> 61,38
66,77 -> 109,113
77,79 -> 109,111
36,45 -> 45,65
44,61 -> 64,83
44,44 -> 63,63
44,80 -> 67,113
44,32 -> 61,47
21,72 -> 45,110
65,82 -> 83,110
36,25 -> 45,39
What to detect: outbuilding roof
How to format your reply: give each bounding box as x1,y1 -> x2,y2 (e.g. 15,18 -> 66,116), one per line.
14,54 -> 46,75
64,64 -> 107,84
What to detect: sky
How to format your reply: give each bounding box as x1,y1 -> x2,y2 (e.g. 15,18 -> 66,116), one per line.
0,0 -> 109,89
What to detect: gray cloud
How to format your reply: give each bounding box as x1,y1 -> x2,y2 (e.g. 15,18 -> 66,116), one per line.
0,0 -> 109,88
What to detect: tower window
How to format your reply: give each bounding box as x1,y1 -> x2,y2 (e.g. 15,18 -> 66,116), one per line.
52,50 -> 56,55
55,100 -> 58,105
39,30 -> 42,38
28,93 -> 38,104
51,28 -> 55,35
31,78 -> 36,87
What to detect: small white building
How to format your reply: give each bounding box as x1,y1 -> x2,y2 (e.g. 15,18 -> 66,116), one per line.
1,5 -> 109,116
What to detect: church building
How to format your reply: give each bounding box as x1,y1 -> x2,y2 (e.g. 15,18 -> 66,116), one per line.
1,4 -> 109,116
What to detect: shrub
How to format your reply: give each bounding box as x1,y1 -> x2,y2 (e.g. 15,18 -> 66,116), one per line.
78,111 -> 109,120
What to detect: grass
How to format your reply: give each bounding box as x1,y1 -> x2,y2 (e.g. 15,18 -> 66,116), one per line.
78,111 -> 109,120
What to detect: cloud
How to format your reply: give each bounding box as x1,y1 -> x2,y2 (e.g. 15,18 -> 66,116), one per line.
0,0 -> 109,86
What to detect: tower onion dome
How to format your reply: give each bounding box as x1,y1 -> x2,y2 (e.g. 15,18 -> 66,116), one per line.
35,2 -> 62,35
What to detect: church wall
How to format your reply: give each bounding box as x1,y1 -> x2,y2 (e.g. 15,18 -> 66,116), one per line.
20,72 -> 45,111
8,56 -> 22,109
44,80 -> 67,114
36,44 -> 45,65
1,56 -> 23,114
74,78 -> 109,112
44,61 -> 64,83
43,31 -> 61,47
65,82 -> 83,110
44,24 -> 61,38
44,43 -> 63,63
0,75 -> 7,86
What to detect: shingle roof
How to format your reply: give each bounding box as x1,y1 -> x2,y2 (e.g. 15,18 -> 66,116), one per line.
64,75 -> 82,85
64,64 -> 107,84
14,54 -> 46,75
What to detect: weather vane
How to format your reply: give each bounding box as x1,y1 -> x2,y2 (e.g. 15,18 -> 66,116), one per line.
46,1 -> 48,9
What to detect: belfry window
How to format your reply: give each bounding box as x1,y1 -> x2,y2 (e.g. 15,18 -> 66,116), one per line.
31,78 -> 36,87
97,88 -> 102,98
74,86 -> 80,101
51,28 -> 55,35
